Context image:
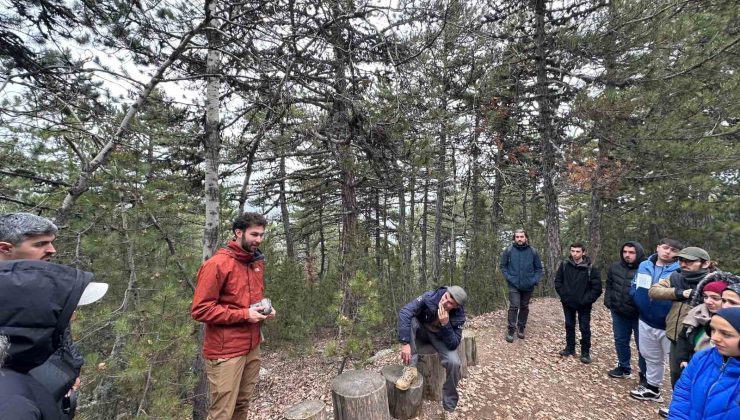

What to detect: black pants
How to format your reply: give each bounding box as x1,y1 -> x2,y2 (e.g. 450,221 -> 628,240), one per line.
562,303 -> 592,353
507,288 -> 533,329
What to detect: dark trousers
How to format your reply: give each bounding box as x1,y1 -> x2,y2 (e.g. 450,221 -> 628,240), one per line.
611,310 -> 647,375
408,317 -> 461,412
507,288 -> 533,329
669,339 -> 681,388
562,303 -> 592,353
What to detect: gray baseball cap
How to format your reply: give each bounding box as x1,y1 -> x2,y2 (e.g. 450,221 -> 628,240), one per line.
447,285 -> 467,306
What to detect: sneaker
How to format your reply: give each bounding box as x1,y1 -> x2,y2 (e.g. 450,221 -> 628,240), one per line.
505,328 -> 515,343
630,385 -> 663,402
658,407 -> 669,418
517,326 -> 525,339
580,352 -> 592,364
395,366 -> 418,391
607,366 -> 632,379
558,348 -> 575,357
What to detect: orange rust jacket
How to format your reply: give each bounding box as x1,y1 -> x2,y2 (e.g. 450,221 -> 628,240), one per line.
191,241 -> 265,359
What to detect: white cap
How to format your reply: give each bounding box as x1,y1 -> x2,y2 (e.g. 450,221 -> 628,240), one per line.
78,282 -> 109,306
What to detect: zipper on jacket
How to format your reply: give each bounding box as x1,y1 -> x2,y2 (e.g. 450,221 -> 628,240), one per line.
705,358 -> 728,401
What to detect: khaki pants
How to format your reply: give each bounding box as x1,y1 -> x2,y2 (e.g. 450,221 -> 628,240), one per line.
205,346 -> 261,420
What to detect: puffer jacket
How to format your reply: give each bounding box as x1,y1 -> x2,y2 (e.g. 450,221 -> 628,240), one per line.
630,254 -> 680,329
555,256 -> 602,309
604,241 -> 646,319
669,348 -> 740,419
649,269 -> 709,341
192,241 -> 265,359
398,287 -> 466,350
499,244 -> 543,292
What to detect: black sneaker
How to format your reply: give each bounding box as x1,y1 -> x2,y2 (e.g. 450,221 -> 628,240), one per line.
580,352 -> 592,364
517,327 -> 525,339
607,366 -> 632,379
558,348 -> 575,357
505,328 -> 515,343
658,407 -> 669,418
629,385 -> 663,402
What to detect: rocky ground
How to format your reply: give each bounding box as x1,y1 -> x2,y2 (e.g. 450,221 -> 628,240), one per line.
250,297 -> 671,419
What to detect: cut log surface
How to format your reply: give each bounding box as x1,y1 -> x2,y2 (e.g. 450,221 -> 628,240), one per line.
283,400 -> 327,420
381,365 -> 423,420
457,336 -> 468,378
331,369 -> 391,420
416,343 -> 445,402
463,330 -> 478,366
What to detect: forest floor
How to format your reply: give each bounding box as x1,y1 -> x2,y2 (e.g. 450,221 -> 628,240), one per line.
250,297 -> 671,419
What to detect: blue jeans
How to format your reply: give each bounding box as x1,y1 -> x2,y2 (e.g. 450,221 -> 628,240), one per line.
611,310 -> 646,375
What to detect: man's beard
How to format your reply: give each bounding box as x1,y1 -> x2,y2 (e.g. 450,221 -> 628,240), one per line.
240,236 -> 256,252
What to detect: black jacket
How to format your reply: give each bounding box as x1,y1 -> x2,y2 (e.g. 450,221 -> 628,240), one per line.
604,241 -> 646,319
0,368 -> 61,420
555,256 -> 602,309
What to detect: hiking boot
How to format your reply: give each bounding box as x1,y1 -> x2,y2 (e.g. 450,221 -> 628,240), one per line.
607,366 -> 632,379
658,407 -> 669,418
395,366 -> 418,391
517,326 -> 525,339
505,328 -> 515,343
638,372 -> 648,387
580,351 -> 592,364
629,385 -> 663,402
558,348 -> 575,357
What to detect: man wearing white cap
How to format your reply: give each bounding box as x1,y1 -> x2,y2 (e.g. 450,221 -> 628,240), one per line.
396,286 -> 467,420
0,213 -> 108,418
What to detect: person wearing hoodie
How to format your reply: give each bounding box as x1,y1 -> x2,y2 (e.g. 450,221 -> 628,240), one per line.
555,243 -> 602,364
604,241 -> 647,382
499,228 -> 543,343
0,260 -> 108,420
668,307 -> 740,420
648,246 -> 713,390
628,238 -> 682,403
191,212 -> 276,420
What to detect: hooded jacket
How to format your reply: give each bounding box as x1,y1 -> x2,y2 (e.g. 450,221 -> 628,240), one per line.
0,260 -> 94,420
554,255 -> 602,309
398,287 -> 466,350
192,241 -> 265,359
629,254 -> 680,329
669,348 -> 740,420
499,243 -> 543,292
604,241 -> 646,319
648,268 -> 709,341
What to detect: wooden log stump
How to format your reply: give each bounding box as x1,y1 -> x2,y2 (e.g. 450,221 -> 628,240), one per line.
381,365 -> 423,420
416,343 -> 445,402
457,335 -> 468,378
283,400 -> 327,420
331,369 -> 391,420
463,330 -> 477,366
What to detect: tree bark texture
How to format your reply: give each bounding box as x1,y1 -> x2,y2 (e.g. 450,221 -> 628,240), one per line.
381,365 -> 423,420
416,343 -> 445,402
463,330 -> 478,366
283,400 -> 327,420
331,370 -> 391,420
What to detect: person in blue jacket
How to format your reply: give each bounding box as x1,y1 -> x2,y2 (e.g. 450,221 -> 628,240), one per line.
629,238 -> 682,402
395,286 -> 467,420
668,306 -> 740,419
499,229 -> 543,342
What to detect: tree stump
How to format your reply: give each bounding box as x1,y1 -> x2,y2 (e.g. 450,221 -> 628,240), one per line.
416,343 -> 445,402
457,335 -> 468,378
381,365 -> 423,420
331,369 -> 391,420
283,400 -> 327,420
463,330 -> 478,366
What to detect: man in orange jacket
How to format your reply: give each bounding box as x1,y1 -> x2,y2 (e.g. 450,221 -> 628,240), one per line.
192,212 -> 276,420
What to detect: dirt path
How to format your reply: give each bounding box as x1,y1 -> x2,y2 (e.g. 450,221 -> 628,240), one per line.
251,298 -> 670,419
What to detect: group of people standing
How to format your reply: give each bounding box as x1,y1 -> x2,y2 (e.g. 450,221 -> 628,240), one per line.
500,231 -> 740,419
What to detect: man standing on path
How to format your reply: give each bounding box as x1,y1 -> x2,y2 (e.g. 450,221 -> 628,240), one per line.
554,243 -> 602,364
629,238 -> 682,403
395,286 -> 467,420
604,241 -> 647,382
499,229 -> 543,342
191,212 -> 276,420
